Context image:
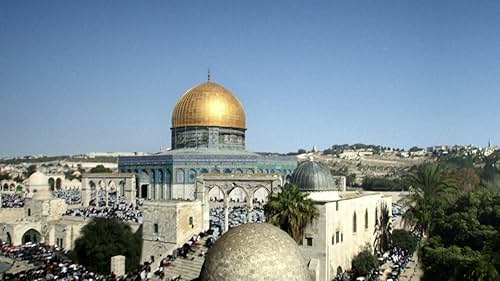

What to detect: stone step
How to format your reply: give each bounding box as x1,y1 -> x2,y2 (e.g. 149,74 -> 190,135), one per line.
160,237 -> 210,281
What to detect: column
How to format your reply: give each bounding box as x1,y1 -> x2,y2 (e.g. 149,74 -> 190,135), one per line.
82,180 -> 90,207
224,199 -> 229,233
151,174 -> 156,200
105,188 -> 108,207
247,198 -> 254,223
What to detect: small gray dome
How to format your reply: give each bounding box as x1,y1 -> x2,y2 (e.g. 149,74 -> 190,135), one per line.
199,223 -> 311,281
290,157 -> 336,191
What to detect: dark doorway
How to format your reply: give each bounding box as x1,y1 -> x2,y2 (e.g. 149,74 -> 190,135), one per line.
141,185 -> 148,199
22,229 -> 41,244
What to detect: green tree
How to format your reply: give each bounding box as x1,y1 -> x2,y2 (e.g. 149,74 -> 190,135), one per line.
23,165 -> 37,178
264,183 -> 319,243
13,175 -> 23,182
73,218 -> 142,274
481,160 -> 500,187
297,148 -> 307,154
400,163 -> 456,236
448,167 -> 480,193
346,173 -> 357,187
89,165 -> 112,173
373,202 -> 392,254
0,172 -> 11,181
392,229 -> 418,253
409,146 -> 422,152
351,249 -> 378,277
419,188 -> 500,281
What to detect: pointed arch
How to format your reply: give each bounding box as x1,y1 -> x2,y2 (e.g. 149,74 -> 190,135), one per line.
176,169 -> 185,184
22,229 -> 42,244
119,180 -> 126,196
208,185 -> 226,202
108,180 -> 116,192
55,178 -> 62,190
228,186 -> 249,203
188,169 -> 197,183
253,186 -> 270,204
48,178 -> 55,191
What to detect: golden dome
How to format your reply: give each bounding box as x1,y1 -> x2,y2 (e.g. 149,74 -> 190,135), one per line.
172,81 -> 246,129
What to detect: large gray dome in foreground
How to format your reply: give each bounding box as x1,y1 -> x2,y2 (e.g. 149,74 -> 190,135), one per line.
199,223 -> 311,281
290,157 -> 336,191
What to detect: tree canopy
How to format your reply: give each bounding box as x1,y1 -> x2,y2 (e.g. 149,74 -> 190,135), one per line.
22,164 -> 37,178
392,229 -> 418,253
89,165 -> 112,173
351,249 -> 378,277
400,163 -> 456,235
0,172 -> 11,181
419,189 -> 500,280
73,218 -> 142,274
373,202 -> 392,254
363,177 -> 402,191
264,183 -> 319,243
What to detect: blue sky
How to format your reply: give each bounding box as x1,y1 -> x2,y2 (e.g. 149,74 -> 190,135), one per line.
1,1 -> 499,156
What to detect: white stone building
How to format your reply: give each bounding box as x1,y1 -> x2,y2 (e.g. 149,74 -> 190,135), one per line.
291,159 -> 392,281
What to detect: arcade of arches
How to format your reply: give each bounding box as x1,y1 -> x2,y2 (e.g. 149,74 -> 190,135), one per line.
194,173 -> 282,232
81,173 -> 136,207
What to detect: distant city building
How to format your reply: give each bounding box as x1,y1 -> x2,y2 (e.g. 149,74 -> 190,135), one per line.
87,152 -> 146,158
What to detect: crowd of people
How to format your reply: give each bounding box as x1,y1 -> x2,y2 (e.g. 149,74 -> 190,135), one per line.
1,194 -> 25,208
0,241 -> 169,281
155,231 -> 216,280
64,197 -> 143,223
52,189 -> 82,205
208,206 -> 265,236
383,247 -> 412,281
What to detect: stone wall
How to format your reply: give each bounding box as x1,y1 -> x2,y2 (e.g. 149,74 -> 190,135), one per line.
300,192 -> 392,281
0,208 -> 24,223
141,200 -> 203,266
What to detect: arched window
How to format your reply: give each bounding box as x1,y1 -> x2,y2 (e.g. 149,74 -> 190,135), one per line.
353,212 -> 357,233
365,209 -> 369,229
188,169 -> 196,183
375,207 -> 378,226
119,181 -> 126,196
176,169 -> 185,184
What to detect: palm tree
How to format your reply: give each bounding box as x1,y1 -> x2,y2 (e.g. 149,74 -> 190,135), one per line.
400,163 -> 455,236
373,202 -> 392,255
264,183 -> 319,243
